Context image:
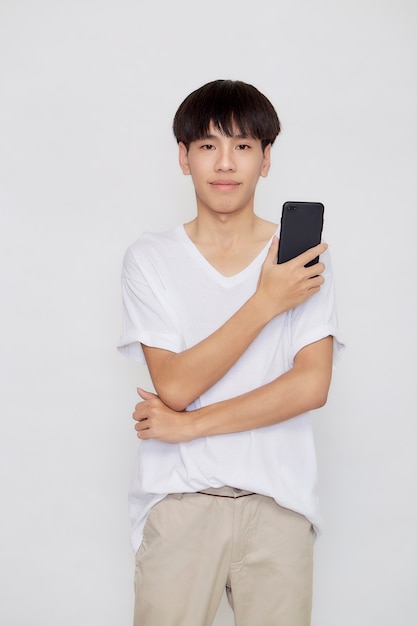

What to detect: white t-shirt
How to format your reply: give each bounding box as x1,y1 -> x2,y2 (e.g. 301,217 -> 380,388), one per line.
118,225 -> 344,553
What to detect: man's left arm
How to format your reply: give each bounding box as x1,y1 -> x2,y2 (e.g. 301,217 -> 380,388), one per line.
133,335 -> 333,443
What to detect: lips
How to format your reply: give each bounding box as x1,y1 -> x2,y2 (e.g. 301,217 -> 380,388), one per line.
209,180 -> 240,189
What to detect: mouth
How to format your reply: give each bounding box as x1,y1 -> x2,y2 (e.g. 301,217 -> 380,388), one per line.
209,180 -> 241,190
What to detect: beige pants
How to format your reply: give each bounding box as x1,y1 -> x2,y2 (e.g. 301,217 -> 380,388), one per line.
134,489 -> 314,626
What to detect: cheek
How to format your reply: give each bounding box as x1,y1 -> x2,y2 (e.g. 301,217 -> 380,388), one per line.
189,168 -> 206,186
245,163 -> 264,185
187,159 -> 206,179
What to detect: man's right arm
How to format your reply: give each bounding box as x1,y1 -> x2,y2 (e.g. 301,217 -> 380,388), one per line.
142,238 -> 327,411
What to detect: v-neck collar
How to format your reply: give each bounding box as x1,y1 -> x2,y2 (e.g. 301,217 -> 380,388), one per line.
176,224 -> 278,286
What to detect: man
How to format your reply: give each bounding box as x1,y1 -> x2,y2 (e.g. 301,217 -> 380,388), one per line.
118,79 -> 343,626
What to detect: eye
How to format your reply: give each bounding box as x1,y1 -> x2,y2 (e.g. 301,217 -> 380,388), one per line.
236,144 -> 251,150
201,144 -> 215,150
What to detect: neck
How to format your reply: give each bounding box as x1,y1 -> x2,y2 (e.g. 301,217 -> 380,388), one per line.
183,212 -> 277,277
185,210 -> 260,248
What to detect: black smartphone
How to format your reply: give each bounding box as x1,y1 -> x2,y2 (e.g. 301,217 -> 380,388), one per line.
277,201 -> 324,267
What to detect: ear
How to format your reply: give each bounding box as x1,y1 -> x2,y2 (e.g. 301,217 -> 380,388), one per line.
260,143 -> 271,178
178,142 -> 191,175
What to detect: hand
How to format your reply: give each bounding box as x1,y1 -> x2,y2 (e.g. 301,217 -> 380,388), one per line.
132,388 -> 196,443
256,236 -> 327,319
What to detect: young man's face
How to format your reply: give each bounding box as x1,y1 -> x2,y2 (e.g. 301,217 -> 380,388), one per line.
178,122 -> 271,218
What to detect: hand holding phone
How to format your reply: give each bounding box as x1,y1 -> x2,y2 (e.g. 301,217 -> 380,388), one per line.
277,201 -> 324,266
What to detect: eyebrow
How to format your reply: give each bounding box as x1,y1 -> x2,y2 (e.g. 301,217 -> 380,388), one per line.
200,133 -> 251,140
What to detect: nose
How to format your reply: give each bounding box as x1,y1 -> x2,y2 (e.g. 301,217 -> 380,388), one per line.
214,146 -> 236,172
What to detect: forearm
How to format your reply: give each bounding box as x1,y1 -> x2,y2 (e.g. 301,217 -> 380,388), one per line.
192,357 -> 331,438
144,292 -> 270,411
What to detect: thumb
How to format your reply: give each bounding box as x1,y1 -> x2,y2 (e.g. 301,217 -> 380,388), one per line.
264,235 -> 279,265
137,387 -> 158,400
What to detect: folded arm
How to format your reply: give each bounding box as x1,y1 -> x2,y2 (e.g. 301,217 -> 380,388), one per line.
133,335 -> 333,443
142,238 -> 327,411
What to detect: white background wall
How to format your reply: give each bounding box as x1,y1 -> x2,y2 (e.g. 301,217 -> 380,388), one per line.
1,1 -> 416,624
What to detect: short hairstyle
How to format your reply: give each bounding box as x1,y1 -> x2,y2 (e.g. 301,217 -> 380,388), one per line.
173,79 -> 281,151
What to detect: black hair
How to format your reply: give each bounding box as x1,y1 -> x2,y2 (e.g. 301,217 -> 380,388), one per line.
173,79 -> 281,151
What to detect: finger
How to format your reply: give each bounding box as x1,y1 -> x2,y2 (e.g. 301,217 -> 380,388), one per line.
137,387 -> 158,400
132,408 -> 142,421
135,421 -> 151,438
133,403 -> 148,421
292,242 -> 327,267
305,261 -> 326,279
307,273 -> 325,289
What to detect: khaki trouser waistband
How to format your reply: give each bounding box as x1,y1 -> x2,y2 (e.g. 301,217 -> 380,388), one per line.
198,486 -> 255,498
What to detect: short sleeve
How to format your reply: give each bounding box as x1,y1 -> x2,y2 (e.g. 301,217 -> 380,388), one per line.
288,249 -> 345,366
117,246 -> 184,363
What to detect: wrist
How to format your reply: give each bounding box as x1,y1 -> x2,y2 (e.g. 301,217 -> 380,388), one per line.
190,407 -> 207,440
249,290 -> 279,325
189,403 -> 228,439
